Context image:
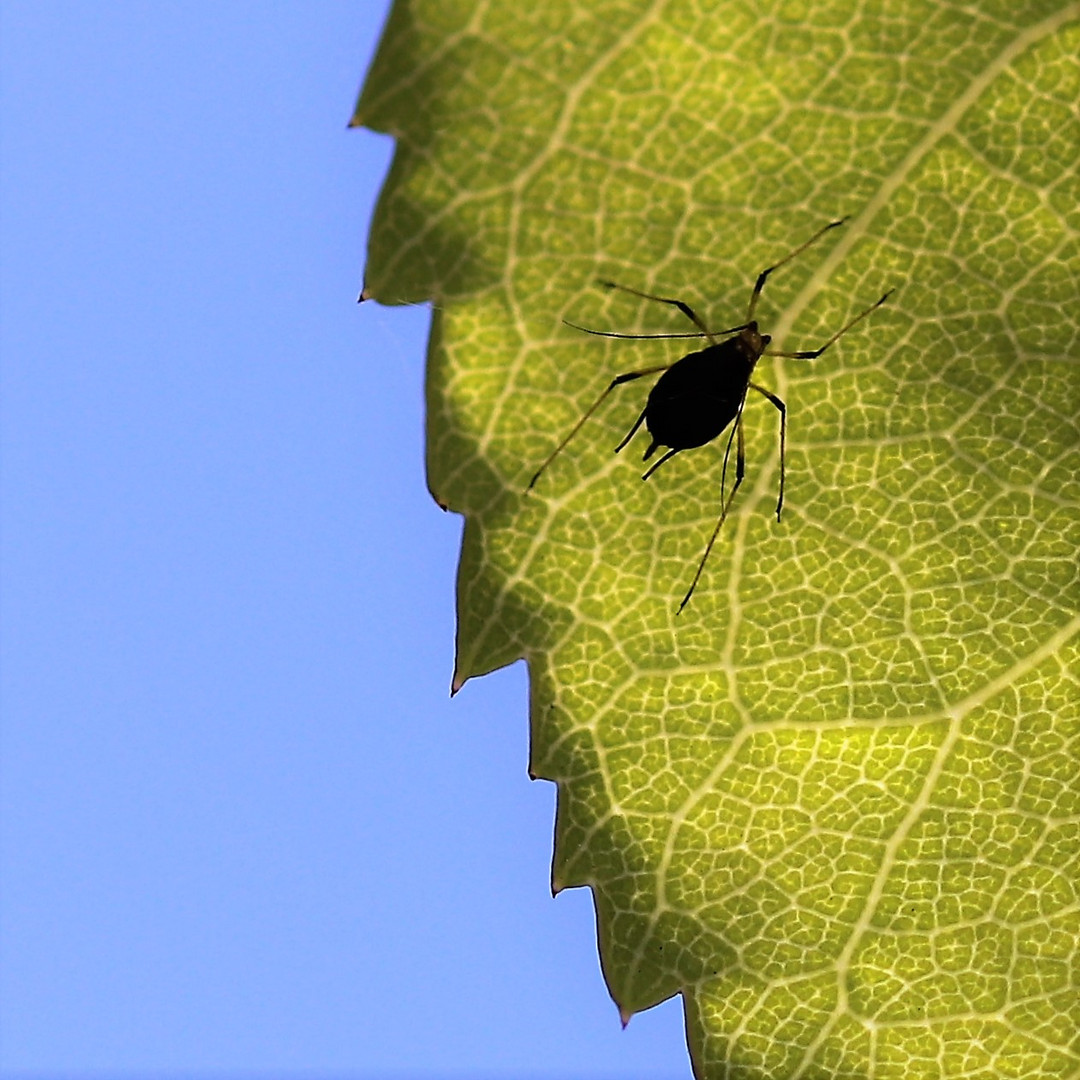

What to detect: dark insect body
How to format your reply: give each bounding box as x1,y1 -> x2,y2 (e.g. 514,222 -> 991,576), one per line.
528,218 -> 893,613
632,331 -> 765,473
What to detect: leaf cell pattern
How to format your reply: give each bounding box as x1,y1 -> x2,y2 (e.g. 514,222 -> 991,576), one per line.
355,0 -> 1080,1075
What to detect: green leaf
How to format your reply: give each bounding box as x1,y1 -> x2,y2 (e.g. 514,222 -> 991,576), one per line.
354,0 -> 1080,1075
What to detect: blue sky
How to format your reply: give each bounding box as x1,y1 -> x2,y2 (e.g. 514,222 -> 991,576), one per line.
0,3 -> 687,1076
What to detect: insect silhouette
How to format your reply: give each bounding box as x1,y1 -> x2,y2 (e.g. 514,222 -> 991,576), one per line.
527,218 -> 893,612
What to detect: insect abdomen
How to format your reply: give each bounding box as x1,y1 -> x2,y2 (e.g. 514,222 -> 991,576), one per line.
645,342 -> 754,451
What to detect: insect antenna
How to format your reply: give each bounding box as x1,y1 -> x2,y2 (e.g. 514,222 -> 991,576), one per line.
562,321 -> 711,341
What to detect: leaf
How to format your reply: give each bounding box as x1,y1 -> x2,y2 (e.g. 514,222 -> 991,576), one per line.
353,0 -> 1080,1076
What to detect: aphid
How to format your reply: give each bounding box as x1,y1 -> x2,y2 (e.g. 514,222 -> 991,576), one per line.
528,218 -> 893,612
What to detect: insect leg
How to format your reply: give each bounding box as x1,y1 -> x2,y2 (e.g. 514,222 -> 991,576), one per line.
766,289 -> 893,360
615,406 -> 648,453
600,280 -> 751,343
750,382 -> 786,521
596,280 -> 712,339
678,418 -> 746,613
527,363 -> 672,491
718,407 -> 741,511
746,218 -> 847,322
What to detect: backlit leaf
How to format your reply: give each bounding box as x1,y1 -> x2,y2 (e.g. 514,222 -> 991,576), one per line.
354,1 -> 1080,1075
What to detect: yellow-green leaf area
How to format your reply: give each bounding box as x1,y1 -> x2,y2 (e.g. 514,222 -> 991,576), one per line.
355,0 -> 1080,1076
